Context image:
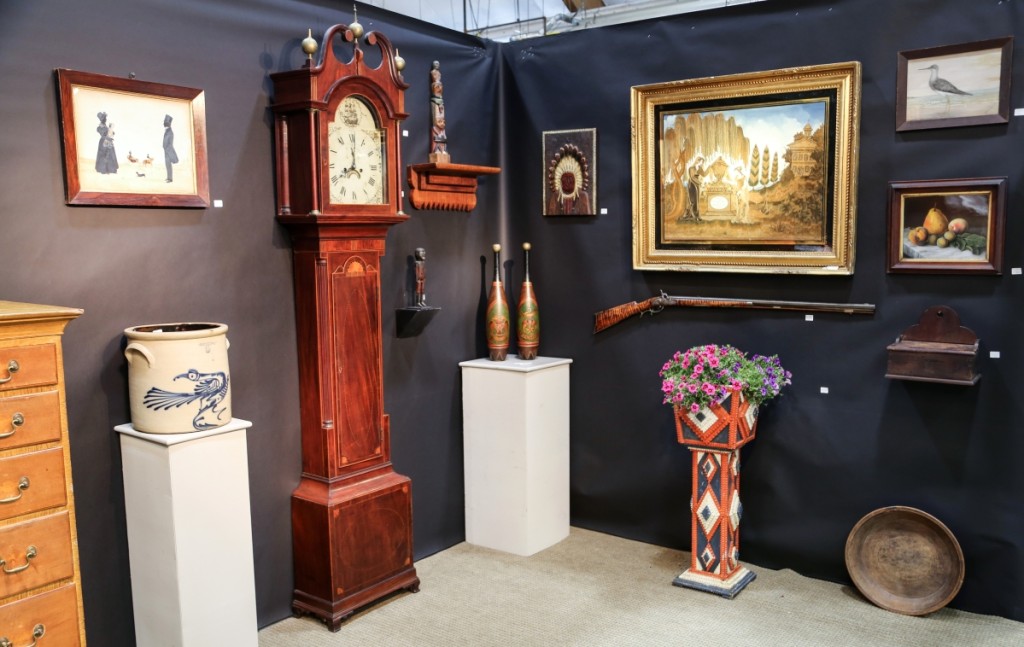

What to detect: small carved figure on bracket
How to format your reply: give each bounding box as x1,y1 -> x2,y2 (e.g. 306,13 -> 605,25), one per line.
395,247 -> 440,338
414,247 -> 428,306
429,61 -> 449,163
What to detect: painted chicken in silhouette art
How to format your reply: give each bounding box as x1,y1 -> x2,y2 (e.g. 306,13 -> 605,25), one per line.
143,368 -> 229,431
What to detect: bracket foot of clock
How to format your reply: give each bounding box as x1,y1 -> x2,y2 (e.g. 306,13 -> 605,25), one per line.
406,162 -> 500,212
292,566 -> 420,631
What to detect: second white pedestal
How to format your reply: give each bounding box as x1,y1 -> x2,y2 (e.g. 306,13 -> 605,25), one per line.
115,418 -> 258,647
460,355 -> 571,556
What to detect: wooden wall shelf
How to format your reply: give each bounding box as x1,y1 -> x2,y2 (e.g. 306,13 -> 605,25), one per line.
406,162 -> 500,212
886,305 -> 980,386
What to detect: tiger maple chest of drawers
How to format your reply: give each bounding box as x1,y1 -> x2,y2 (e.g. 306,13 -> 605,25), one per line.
0,301 -> 85,646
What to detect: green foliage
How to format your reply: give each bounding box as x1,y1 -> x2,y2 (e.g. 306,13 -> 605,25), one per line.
950,232 -> 987,255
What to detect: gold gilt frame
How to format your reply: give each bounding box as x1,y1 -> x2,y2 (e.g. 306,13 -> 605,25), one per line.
632,61 -> 861,274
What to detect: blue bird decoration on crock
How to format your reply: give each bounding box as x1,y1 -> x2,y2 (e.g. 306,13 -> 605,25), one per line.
142,368 -> 229,431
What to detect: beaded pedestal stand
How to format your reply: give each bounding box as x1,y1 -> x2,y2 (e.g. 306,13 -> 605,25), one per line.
673,388 -> 759,598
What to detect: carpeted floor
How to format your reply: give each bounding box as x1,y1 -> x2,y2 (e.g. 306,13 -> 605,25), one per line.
258,527 -> 1024,646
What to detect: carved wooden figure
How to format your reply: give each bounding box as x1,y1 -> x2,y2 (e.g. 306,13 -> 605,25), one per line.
406,59 -> 500,212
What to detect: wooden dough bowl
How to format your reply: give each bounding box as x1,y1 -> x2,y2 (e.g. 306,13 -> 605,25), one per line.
845,506 -> 965,615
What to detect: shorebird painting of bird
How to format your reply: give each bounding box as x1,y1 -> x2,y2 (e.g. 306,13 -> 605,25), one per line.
143,368 -> 229,431
920,64 -> 971,112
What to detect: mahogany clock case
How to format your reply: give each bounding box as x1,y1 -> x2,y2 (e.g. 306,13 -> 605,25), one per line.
1,0 -> 1022,642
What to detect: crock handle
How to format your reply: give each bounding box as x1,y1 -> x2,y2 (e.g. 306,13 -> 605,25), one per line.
125,343 -> 155,368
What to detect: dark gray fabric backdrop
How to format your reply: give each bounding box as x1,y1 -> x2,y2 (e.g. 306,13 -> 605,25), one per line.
0,0 -> 1020,642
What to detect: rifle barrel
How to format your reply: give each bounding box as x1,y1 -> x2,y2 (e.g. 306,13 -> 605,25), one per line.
665,296 -> 875,315
664,296 -> 875,315
592,294 -> 875,333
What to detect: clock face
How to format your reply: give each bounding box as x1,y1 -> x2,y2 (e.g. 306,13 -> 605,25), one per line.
327,96 -> 386,205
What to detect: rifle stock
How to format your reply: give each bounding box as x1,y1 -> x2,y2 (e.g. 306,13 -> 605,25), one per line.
593,293 -> 875,333
593,298 -> 658,334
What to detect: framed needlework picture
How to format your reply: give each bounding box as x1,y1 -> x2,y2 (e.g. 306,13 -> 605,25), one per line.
542,128 -> 597,216
896,37 -> 1013,132
631,61 -> 861,274
55,68 -> 210,207
887,177 -> 1006,275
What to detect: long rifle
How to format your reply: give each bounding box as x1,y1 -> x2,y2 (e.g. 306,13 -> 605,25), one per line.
594,291 -> 875,334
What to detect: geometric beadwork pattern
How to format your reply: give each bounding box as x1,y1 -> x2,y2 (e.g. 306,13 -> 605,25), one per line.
687,448 -> 744,581
729,493 -> 742,530
696,490 -> 721,536
675,388 -> 758,451
696,452 -> 720,496
673,392 -> 760,596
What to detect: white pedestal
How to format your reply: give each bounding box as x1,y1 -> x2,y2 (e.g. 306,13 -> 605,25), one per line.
459,355 -> 571,556
115,418 -> 258,647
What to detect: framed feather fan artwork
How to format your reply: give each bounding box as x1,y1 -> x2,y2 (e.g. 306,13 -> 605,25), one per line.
542,128 -> 597,216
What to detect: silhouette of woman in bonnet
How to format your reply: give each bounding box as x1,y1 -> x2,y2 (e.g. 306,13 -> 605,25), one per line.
95,112 -> 118,174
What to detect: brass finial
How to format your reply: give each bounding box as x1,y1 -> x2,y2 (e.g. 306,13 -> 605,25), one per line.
492,243 -> 501,252
394,48 -> 406,72
522,242 -> 531,251
349,4 -> 364,39
301,28 -> 318,59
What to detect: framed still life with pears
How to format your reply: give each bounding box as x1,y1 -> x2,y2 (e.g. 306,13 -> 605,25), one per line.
55,68 -> 210,208
887,177 -> 1006,275
631,61 -> 861,275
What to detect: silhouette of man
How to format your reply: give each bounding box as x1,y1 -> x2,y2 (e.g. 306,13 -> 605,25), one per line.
163,114 -> 179,183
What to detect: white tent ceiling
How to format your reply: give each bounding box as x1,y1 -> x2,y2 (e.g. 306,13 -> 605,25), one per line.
361,0 -> 762,41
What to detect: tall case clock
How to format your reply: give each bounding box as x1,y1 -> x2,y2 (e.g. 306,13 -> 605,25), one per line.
270,20 -> 418,630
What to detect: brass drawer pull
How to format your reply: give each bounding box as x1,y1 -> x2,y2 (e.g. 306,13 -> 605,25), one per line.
0,623 -> 45,647
0,412 -> 25,439
0,545 -> 37,574
0,476 -> 29,503
0,360 -> 19,385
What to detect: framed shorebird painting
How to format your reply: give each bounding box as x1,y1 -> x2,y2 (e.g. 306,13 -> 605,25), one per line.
896,37 -> 1013,132
55,69 -> 210,207
631,61 -> 861,275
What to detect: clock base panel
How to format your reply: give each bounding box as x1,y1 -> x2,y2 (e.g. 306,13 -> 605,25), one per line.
290,470 -> 419,630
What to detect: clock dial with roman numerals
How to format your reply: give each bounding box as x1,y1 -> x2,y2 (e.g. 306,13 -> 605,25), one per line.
327,95 -> 386,205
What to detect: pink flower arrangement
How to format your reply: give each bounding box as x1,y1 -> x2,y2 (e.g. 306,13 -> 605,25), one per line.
659,343 -> 791,413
